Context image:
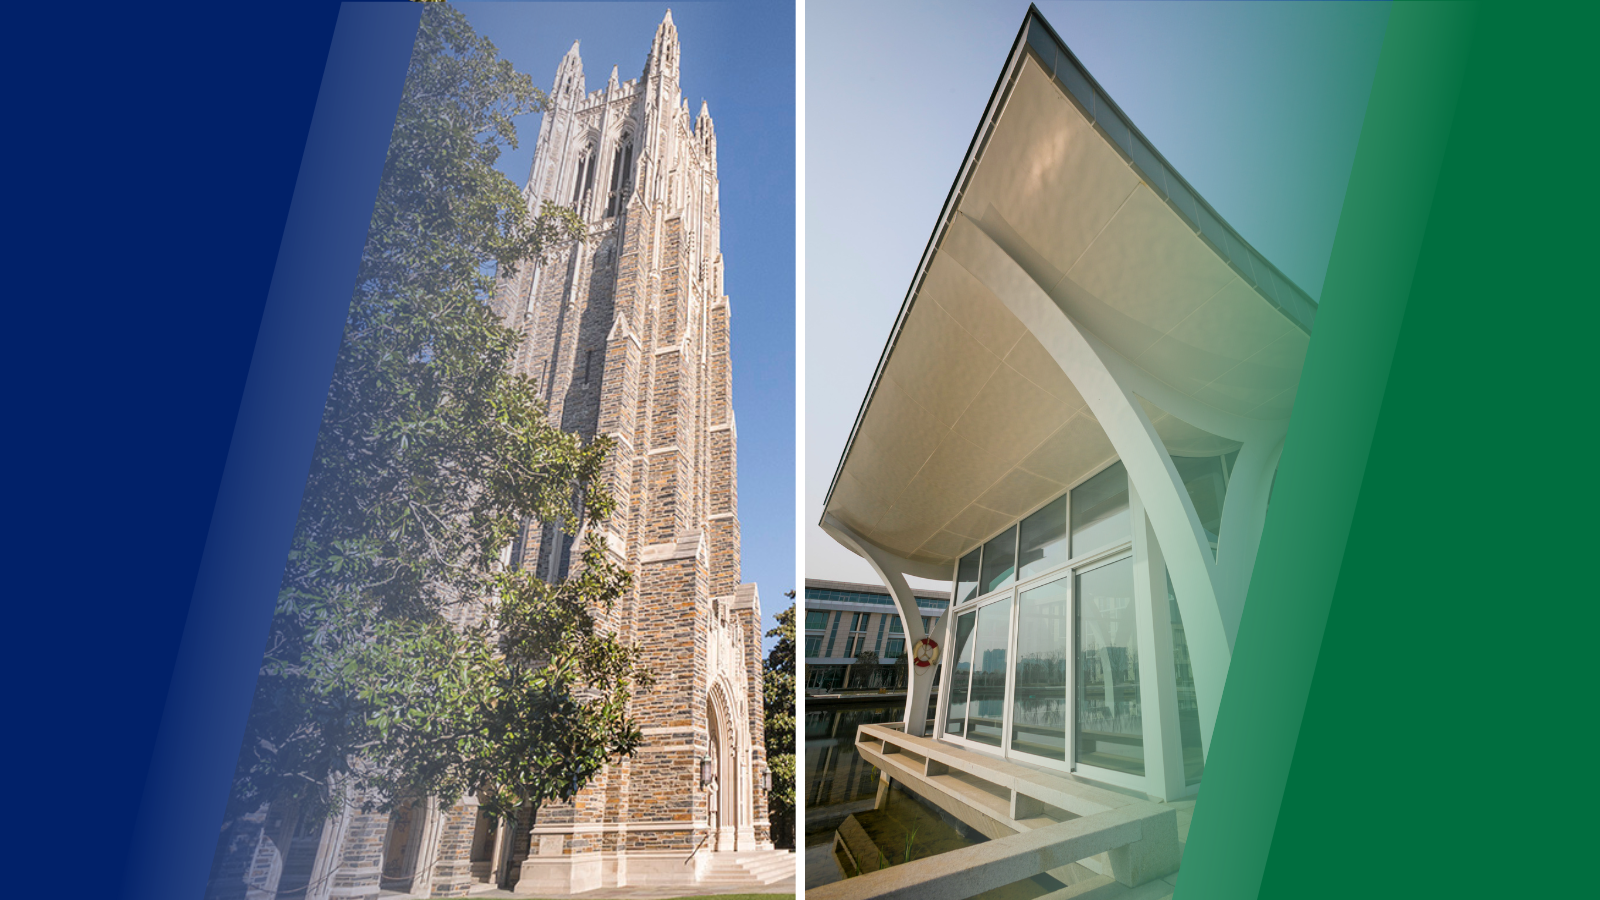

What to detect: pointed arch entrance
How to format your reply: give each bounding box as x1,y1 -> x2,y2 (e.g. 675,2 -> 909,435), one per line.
706,682 -> 741,851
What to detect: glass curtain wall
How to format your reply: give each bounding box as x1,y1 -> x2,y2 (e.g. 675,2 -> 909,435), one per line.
1168,570 -> 1204,784
967,597 -> 1012,746
944,612 -> 978,736
1076,557 -> 1143,775
1171,450 -> 1238,557
1011,576 -> 1070,760
942,461 -> 1172,785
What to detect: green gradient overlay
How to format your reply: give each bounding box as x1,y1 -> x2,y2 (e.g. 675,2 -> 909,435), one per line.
1180,2 -> 1596,897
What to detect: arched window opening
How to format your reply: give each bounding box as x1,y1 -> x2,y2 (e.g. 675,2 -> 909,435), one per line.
605,136 -> 634,217
572,144 -> 597,212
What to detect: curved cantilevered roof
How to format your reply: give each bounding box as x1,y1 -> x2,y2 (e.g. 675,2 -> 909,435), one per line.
823,7 -> 1317,571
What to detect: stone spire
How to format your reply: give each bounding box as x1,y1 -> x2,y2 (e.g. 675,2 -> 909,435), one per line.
551,38 -> 585,108
697,99 -> 717,161
649,8 -> 680,74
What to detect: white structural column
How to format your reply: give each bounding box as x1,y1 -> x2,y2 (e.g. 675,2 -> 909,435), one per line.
821,514 -> 948,737
1129,483 -> 1186,801
1085,334 -> 1288,652
943,213 -> 1289,757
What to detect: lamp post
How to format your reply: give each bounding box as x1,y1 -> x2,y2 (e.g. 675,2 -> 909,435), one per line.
700,757 -> 714,789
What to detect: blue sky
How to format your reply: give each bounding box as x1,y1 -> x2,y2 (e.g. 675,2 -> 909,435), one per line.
459,2 -> 797,647
805,0 -> 1391,588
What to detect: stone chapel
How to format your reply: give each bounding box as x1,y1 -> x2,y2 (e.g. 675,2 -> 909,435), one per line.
207,12 -> 779,899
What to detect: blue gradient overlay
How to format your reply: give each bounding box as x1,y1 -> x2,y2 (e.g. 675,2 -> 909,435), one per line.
117,6 -> 420,899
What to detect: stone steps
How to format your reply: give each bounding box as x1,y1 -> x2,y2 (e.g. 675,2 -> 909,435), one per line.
699,849 -> 795,884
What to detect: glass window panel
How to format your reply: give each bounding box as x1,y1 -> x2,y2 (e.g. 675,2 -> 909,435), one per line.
1025,20 -> 1057,73
1196,205 -> 1231,260
1011,577 -> 1069,761
957,549 -> 980,604
805,610 -> 829,631
1251,253 -> 1280,302
1018,495 -> 1068,581
1167,569 -> 1204,785
1071,462 -> 1129,555
1171,455 -> 1228,557
1077,557 -> 1143,775
1129,137 -> 1166,196
944,612 -> 978,735
967,597 -> 1012,747
1093,91 -> 1133,156
1165,177 -> 1201,229
804,636 -> 822,658
1270,268 -> 1298,311
886,638 -> 905,659
980,526 -> 1017,594
1227,233 -> 1258,286
889,616 -> 903,634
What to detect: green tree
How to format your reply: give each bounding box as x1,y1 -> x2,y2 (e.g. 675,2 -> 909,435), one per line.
852,648 -> 880,689
222,2 -> 647,841
890,650 -> 909,690
764,602 -> 796,849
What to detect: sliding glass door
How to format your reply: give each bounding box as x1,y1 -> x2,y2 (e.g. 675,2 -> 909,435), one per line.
1010,576 -> 1069,762
938,550 -> 1138,774
1075,555 -> 1143,776
937,461 -> 1143,779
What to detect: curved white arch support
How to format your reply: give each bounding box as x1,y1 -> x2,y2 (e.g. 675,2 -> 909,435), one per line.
1211,435 -> 1284,644
822,514 -> 938,736
942,213 -> 1287,757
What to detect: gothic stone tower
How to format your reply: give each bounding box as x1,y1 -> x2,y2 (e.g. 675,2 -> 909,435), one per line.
200,14 -> 772,900
490,11 -> 771,892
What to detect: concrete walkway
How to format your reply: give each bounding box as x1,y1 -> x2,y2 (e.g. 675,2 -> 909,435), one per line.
417,880 -> 794,899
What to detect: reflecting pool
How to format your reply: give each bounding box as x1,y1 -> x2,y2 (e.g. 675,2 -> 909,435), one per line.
804,699 -> 1066,900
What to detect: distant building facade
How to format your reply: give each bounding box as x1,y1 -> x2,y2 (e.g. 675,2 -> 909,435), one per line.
802,578 -> 948,692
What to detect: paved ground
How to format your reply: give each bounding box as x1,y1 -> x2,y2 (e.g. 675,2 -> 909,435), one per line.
390,885 -> 793,899
377,869 -> 796,899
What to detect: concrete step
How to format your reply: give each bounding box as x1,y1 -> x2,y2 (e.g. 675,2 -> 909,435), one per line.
699,850 -> 794,884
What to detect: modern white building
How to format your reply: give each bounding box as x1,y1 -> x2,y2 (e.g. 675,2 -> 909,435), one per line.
817,8 -> 1314,896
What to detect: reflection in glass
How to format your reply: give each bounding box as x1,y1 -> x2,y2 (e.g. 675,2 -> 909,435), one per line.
1168,569 -> 1204,784
1071,462 -> 1129,555
957,549 -> 980,604
944,612 -> 977,736
804,703 -> 904,808
980,526 -> 1017,595
967,597 -> 1012,746
1018,495 -> 1068,581
1011,577 -> 1069,761
1171,452 -> 1238,558
1077,557 -> 1143,775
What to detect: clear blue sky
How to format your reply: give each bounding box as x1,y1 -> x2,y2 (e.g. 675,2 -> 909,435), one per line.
805,0 -> 1391,588
459,2 -> 797,648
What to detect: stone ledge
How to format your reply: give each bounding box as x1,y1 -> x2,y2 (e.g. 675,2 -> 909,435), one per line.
640,532 -> 703,563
